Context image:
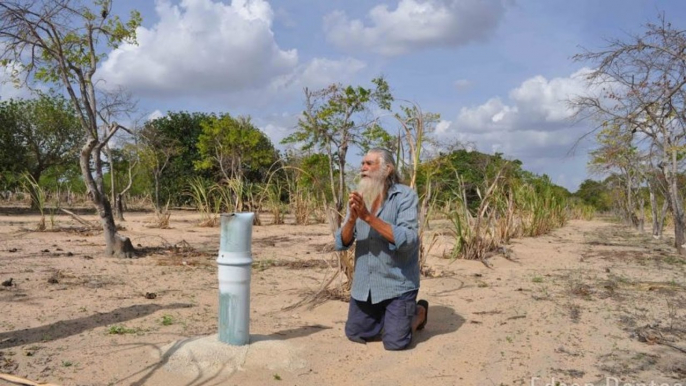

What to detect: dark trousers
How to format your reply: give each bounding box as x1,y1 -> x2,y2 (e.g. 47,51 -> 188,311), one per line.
345,290 -> 418,350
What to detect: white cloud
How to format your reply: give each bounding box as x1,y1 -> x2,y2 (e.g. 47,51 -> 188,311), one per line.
254,112 -> 301,149
509,68 -> 591,123
456,97 -> 518,133
269,57 -> 367,95
437,69 -> 595,191
99,0 -> 298,97
147,109 -> 164,121
435,119 -> 452,135
98,0 -> 365,106
324,0 -> 507,56
453,68 -> 592,134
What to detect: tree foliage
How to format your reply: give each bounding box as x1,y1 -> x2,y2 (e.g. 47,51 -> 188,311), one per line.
417,150 -> 517,208
195,114 -> 278,183
0,93 -> 81,181
574,179 -> 612,212
140,111 -> 211,207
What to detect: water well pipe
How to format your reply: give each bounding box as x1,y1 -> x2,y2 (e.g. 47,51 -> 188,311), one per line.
217,212 -> 254,345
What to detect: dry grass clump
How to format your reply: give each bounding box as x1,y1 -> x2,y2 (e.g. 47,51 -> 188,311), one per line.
146,201 -> 172,229
443,168 -> 582,263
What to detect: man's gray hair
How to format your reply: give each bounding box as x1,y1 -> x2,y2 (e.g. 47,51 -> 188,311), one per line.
369,148 -> 401,188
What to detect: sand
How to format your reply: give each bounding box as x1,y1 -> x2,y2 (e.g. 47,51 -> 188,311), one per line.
0,209 -> 685,386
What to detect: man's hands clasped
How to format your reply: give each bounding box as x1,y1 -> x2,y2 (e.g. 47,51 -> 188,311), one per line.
347,191 -> 371,223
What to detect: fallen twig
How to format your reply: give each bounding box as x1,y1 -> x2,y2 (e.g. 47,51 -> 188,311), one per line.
59,208 -> 98,229
0,373 -> 60,386
661,341 -> 686,354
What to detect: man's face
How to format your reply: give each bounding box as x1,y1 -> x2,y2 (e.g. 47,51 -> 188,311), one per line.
357,152 -> 387,210
361,153 -> 384,180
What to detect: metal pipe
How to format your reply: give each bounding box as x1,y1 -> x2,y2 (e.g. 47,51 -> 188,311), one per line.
217,212 -> 254,345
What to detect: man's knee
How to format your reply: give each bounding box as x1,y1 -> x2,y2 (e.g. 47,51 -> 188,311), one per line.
382,331 -> 411,350
345,316 -> 382,343
382,323 -> 412,350
345,322 -> 367,344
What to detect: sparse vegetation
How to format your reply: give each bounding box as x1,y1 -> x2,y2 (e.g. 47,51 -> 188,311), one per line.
161,315 -> 174,326
107,325 -> 138,335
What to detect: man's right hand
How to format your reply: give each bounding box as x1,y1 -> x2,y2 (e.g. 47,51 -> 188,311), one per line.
347,192 -> 360,223
341,192 -> 359,247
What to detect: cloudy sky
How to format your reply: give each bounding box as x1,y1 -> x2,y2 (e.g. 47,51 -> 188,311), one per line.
3,0 -> 686,192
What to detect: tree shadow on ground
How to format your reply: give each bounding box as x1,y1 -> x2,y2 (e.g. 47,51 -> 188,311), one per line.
125,326 -> 332,386
0,303 -> 193,349
126,337 -> 228,386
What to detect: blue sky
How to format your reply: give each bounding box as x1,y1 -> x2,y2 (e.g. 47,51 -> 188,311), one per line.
3,0 -> 685,192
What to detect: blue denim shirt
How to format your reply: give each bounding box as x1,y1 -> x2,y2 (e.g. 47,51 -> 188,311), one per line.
334,183 -> 420,304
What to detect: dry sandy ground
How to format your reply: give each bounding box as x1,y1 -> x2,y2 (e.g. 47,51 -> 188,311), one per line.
0,209 -> 685,386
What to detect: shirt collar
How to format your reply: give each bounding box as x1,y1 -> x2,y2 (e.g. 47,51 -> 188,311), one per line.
387,183 -> 400,198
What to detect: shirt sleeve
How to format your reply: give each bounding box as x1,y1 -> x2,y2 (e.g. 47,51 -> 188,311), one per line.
388,188 -> 419,252
334,210 -> 356,251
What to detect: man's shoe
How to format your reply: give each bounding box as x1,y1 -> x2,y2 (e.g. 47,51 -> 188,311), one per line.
416,299 -> 429,330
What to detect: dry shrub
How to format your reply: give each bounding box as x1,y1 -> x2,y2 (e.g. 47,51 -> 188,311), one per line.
148,209 -> 171,229
442,167 -> 574,263
187,177 -> 220,227
293,191 -> 313,225
146,201 -> 172,229
127,194 -> 155,211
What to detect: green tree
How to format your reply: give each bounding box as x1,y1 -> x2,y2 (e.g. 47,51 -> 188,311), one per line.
283,77 -> 393,229
575,179 -> 611,212
0,94 -> 82,207
0,0 -> 142,257
417,149 -> 520,210
0,101 -> 27,190
141,111 -> 212,207
195,114 -> 278,183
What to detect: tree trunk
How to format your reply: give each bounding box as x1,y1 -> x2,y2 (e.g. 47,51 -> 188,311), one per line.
100,195 -> 134,258
648,181 -> 660,237
154,174 -> 161,210
115,193 -> 125,222
80,139 -> 135,258
657,200 -> 669,238
335,145 -> 348,228
665,149 -> 686,254
637,195 -> 645,233
106,143 -> 117,219
115,160 -> 136,223
625,173 -> 634,226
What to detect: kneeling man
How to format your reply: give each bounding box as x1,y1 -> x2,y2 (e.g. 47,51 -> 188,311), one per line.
335,148 -> 428,350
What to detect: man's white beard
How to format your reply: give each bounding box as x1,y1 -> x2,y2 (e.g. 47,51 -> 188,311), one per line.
357,173 -> 385,212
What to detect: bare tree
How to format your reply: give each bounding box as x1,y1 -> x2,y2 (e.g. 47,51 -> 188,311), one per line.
572,15 -> 686,253
394,101 -> 440,189
284,78 -> 393,232
0,0 -> 142,257
587,122 -> 646,228
97,87 -> 137,220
